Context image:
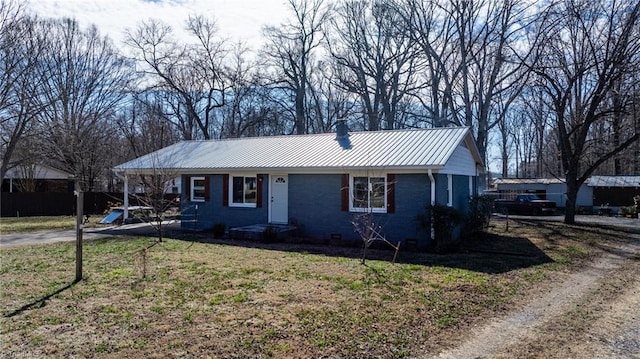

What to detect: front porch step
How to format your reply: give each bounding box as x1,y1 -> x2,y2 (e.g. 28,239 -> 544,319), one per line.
228,224 -> 297,241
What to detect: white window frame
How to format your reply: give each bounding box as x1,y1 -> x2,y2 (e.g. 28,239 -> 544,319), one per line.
229,174 -> 258,208
190,176 -> 206,202
349,174 -> 387,213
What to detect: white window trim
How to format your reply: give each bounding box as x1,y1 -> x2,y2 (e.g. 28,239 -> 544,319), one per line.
229,174 -> 258,208
190,176 -> 206,202
349,174 -> 387,213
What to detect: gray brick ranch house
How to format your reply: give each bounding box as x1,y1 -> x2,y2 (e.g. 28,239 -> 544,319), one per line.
114,125 -> 484,249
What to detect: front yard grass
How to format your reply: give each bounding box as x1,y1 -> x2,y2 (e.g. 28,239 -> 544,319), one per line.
0,215 -> 99,233
0,218 -> 628,358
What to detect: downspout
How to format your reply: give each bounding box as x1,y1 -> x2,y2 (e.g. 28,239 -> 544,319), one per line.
428,169 -> 436,240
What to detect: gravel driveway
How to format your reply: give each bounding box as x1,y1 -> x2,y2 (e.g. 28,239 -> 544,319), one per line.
430,217 -> 640,359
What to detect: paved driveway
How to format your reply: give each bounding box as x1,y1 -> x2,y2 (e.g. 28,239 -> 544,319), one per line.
0,221 -> 181,247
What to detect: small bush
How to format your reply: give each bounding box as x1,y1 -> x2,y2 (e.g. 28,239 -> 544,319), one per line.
619,206 -> 636,216
417,204 -> 465,253
212,223 -> 226,238
465,195 -> 493,234
263,226 -> 279,243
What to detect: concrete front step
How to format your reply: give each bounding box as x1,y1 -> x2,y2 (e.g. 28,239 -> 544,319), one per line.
228,224 -> 298,241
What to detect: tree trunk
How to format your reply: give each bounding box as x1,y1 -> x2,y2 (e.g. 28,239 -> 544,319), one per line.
564,172 -> 579,224
295,85 -> 306,135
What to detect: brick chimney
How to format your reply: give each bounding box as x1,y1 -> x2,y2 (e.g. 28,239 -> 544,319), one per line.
335,119 -> 349,140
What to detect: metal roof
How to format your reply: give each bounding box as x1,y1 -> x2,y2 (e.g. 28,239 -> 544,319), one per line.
4,164 -> 73,179
493,176 -> 640,188
587,176 -> 640,187
115,127 -> 481,174
493,178 -> 565,185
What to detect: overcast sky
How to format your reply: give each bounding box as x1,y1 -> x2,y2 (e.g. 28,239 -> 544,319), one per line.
27,0 -> 290,51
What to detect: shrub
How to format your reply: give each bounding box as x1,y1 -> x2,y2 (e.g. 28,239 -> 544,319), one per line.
465,195 -> 493,234
263,225 -> 279,243
212,223 -> 226,238
417,204 -> 465,253
619,206 -> 636,216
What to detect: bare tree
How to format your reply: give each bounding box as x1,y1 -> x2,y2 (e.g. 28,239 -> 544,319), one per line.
0,1 -> 47,180
130,172 -> 179,244
216,42 -> 282,138
400,0 -> 538,165
585,76 -> 640,176
261,0 -> 330,135
126,16 -> 228,140
328,0 -> 422,131
398,0 -> 459,128
532,0 -> 640,223
306,60 -> 358,133
36,18 -> 131,191
121,150 -> 183,278
117,93 -> 181,158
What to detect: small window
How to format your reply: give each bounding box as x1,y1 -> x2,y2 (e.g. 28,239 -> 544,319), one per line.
351,175 -> 387,213
231,175 -> 257,207
191,177 -> 206,202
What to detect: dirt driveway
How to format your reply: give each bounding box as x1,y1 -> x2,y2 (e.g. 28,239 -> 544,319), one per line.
431,219 -> 640,359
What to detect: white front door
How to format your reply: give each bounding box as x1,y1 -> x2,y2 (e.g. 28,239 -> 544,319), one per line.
270,175 -> 289,224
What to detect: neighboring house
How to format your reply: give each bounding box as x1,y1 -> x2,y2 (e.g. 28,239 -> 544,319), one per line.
131,176 -> 181,194
114,125 -> 484,249
492,175 -> 640,211
1,164 -> 73,193
492,178 -> 593,209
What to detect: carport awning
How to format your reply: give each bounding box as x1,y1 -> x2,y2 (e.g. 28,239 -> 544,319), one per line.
587,176 -> 640,187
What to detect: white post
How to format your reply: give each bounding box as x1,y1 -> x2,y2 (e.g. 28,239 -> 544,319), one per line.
123,174 -> 129,220
428,170 -> 436,206
9,177 -> 12,193
428,170 -> 436,240
447,174 -> 453,206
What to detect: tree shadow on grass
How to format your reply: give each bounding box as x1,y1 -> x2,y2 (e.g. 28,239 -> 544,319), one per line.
180,230 -> 554,275
512,218 -> 640,259
4,281 -> 78,318
388,229 -> 555,274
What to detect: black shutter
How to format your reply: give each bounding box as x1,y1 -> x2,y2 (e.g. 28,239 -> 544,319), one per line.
387,174 -> 395,213
341,174 -> 349,211
256,174 -> 265,208
222,174 -> 229,206
184,176 -> 191,201
204,176 -> 210,201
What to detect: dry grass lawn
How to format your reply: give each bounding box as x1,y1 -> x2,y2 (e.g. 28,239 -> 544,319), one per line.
0,217 -> 626,358
1,216 -> 79,233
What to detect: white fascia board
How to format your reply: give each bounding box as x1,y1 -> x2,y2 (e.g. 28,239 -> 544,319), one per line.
144,165 -> 447,176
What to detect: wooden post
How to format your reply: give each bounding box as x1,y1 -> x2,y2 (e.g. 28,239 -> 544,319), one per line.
75,188 -> 83,283
505,212 -> 509,232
